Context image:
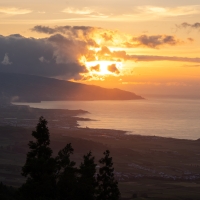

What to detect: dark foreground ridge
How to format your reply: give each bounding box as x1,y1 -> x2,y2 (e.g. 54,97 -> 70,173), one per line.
0,73 -> 144,102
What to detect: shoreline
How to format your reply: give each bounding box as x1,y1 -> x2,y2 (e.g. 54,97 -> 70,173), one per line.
62,126 -> 200,142
2,101 -> 199,141
11,99 -> 200,140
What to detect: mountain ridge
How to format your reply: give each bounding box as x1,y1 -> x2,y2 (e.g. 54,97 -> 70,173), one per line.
0,73 -> 144,102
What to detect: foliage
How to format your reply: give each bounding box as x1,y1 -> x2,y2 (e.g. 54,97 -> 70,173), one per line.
77,151 -> 97,200
8,117 -> 120,200
21,116 -> 55,180
56,143 -> 78,200
0,182 -> 16,200
97,150 -> 120,200
19,116 -> 56,200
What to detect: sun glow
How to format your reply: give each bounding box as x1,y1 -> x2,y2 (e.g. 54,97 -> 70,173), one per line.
86,60 -> 123,77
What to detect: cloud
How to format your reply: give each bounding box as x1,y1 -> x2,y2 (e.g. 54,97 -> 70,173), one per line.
0,7 -> 32,15
131,35 -> 181,48
93,47 -> 200,64
187,37 -> 194,42
135,5 -> 200,17
1,25 -> 199,81
1,53 -> 12,65
32,26 -> 56,34
182,64 -> 200,67
39,56 -> 49,63
126,54 -> 200,63
100,49 -> 200,63
62,7 -> 94,15
178,22 -> 200,30
31,25 -> 99,45
32,25 -> 96,34
90,64 -> 100,72
107,64 -> 120,74
61,7 -> 108,18
101,33 -> 113,41
115,5 -> 200,22
56,5 -> 200,22
0,34 -> 88,79
32,25 -> 186,49
96,46 -> 112,60
47,34 -> 89,64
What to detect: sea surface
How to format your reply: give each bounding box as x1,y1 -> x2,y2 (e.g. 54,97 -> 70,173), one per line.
14,98 -> 200,140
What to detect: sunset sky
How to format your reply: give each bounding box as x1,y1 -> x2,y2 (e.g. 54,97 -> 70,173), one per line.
1,0 -> 200,97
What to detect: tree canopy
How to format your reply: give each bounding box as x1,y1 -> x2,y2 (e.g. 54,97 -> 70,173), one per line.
19,117 -> 56,200
17,116 -> 120,200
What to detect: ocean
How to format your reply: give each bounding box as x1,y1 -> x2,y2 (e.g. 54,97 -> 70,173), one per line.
14,98 -> 200,140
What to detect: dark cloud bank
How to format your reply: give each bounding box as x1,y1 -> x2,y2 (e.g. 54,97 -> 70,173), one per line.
0,33 -> 87,79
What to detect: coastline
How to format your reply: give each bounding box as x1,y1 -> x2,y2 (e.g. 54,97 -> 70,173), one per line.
1,103 -> 200,199
11,99 -> 200,140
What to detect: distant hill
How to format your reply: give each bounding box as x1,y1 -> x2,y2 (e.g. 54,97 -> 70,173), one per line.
0,73 -> 144,102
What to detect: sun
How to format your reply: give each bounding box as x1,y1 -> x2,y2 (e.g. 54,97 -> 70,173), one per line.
85,60 -> 123,77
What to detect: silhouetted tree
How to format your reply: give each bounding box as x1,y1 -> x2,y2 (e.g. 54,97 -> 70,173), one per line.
77,151 -> 97,200
0,182 -> 16,200
56,143 -> 78,200
18,117 -> 120,200
19,116 -> 56,200
97,150 -> 120,200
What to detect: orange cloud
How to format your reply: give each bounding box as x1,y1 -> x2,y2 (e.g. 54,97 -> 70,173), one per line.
90,64 -> 100,72
0,7 -> 32,15
62,7 -> 94,15
32,25 -> 186,49
107,64 -> 120,74
29,25 -> 200,80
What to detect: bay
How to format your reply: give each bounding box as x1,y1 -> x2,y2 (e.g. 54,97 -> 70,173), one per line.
14,98 -> 200,140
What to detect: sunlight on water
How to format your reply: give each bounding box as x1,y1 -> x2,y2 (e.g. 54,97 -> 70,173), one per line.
14,99 -> 200,140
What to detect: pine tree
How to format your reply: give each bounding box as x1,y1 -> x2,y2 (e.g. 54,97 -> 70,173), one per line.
19,116 -> 56,200
18,117 -> 121,200
0,182 -> 16,200
56,143 -> 78,200
77,151 -> 97,200
97,150 -> 120,200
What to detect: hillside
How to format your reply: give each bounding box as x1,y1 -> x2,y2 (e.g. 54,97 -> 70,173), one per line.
0,73 -> 144,102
